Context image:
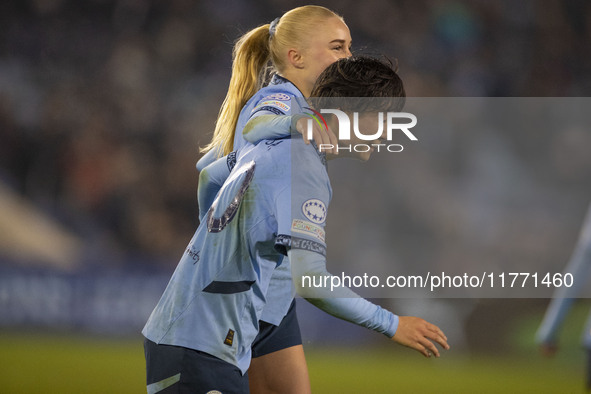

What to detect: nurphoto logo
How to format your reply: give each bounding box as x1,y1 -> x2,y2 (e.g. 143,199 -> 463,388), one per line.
305,108 -> 418,153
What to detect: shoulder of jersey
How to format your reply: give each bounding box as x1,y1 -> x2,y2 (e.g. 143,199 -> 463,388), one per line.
257,82 -> 295,101
248,89 -> 293,116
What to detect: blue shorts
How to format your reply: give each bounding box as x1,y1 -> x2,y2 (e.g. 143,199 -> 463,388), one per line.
252,299 -> 302,358
144,338 -> 249,394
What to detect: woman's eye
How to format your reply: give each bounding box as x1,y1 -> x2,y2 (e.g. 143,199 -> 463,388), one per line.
332,46 -> 343,51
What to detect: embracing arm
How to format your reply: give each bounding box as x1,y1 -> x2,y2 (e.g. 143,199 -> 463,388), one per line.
243,114 -> 338,152
243,114 -> 303,143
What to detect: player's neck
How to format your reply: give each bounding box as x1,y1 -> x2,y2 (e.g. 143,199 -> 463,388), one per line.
279,70 -> 311,97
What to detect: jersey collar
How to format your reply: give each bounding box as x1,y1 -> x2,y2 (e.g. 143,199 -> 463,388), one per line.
270,74 -> 305,98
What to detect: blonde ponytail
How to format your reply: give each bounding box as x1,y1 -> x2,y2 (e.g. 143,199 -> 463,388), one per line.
203,5 -> 342,157
202,24 -> 271,156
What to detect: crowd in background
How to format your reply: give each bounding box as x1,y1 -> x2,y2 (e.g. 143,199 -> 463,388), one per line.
1,0 -> 590,269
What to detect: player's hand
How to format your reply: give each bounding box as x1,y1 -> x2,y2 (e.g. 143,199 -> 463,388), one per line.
391,316 -> 450,358
295,117 -> 339,155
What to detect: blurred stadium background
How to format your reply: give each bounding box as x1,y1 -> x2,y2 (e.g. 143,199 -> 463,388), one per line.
1,0 -> 590,392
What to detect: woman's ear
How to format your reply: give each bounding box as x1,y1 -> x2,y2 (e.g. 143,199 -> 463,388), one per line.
287,48 -> 305,69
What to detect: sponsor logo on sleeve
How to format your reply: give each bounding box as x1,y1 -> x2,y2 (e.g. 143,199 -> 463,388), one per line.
250,97 -> 291,116
291,237 -> 326,256
291,219 -> 325,242
251,106 -> 284,116
259,100 -> 290,112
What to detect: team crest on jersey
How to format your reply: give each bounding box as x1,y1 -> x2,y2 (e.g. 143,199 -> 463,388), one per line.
302,199 -> 327,224
266,93 -> 291,101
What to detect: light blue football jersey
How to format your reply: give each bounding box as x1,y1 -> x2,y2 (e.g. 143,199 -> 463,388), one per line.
143,135 -> 330,374
196,75 -> 306,326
